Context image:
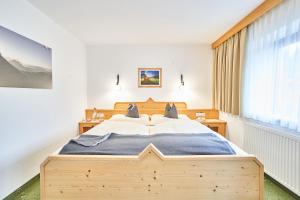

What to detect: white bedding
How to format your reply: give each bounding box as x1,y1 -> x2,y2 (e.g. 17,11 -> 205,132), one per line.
150,114 -> 190,125
86,120 -> 149,135
83,114 -> 247,155
109,114 -> 150,125
149,118 -> 212,134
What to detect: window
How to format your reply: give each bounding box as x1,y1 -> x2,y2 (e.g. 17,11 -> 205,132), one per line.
242,0 -> 300,133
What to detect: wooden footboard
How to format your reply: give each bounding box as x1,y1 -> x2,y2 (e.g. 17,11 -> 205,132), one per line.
40,144 -> 264,200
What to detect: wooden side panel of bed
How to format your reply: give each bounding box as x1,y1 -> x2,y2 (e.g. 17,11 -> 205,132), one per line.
41,145 -> 264,200
85,98 -> 219,120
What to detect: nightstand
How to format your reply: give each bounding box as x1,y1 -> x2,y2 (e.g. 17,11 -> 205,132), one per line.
199,119 -> 227,137
79,120 -> 103,134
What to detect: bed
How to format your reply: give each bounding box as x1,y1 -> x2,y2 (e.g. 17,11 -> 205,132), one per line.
40,98 -> 263,200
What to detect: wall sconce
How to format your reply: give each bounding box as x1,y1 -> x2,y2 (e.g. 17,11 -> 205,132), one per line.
116,74 -> 120,86
115,74 -> 121,90
180,74 -> 184,86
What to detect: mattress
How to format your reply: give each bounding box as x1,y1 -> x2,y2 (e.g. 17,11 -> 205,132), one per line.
85,116 -> 247,155
54,115 -> 247,155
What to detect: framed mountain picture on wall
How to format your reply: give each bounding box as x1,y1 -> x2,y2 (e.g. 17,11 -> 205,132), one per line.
0,25 -> 52,89
138,68 -> 162,88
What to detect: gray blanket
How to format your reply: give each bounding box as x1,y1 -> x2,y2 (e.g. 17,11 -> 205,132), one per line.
70,133 -> 111,147
59,133 -> 235,155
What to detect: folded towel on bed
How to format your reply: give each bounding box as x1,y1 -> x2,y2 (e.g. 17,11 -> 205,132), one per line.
60,133 -> 236,155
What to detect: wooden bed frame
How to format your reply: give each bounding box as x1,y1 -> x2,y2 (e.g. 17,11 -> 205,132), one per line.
41,98 -> 264,200
85,97 -> 219,120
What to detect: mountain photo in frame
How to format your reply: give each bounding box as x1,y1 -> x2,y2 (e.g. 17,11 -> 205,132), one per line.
138,68 -> 162,88
0,25 -> 52,89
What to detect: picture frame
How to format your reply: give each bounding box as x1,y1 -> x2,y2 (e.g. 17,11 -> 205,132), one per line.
138,68 -> 162,88
0,25 -> 52,89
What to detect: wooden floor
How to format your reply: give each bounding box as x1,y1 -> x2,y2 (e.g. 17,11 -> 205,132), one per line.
4,176 -> 298,200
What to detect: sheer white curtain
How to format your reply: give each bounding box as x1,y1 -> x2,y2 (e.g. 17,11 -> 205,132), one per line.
242,0 -> 300,133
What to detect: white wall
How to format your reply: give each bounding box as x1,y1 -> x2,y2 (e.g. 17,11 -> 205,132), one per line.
87,44 -> 212,108
0,0 -> 87,198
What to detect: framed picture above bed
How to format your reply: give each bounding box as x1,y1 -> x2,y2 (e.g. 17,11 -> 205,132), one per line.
138,67 -> 162,88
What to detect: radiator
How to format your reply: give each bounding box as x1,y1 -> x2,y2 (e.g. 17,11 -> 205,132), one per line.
244,122 -> 300,196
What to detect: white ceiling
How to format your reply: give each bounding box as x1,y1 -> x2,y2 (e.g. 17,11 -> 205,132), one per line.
27,0 -> 263,45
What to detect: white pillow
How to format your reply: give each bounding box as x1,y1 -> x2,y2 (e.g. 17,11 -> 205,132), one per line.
178,114 -> 190,120
109,114 -> 150,125
86,120 -> 149,136
150,114 -> 190,124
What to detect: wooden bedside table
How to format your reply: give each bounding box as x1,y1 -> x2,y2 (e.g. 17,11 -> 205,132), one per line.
199,119 -> 227,137
79,120 -> 103,134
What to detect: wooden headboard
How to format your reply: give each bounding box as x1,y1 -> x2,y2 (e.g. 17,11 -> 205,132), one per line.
114,97 -> 187,110
85,98 -> 219,120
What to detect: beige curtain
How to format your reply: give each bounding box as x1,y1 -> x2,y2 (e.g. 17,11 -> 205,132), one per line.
213,28 -> 247,115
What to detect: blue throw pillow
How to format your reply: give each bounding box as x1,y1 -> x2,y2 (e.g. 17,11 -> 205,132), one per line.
127,104 -> 140,118
164,103 -> 178,119
164,102 -> 171,117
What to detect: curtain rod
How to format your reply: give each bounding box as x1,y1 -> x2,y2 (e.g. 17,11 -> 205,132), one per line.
211,0 -> 283,49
